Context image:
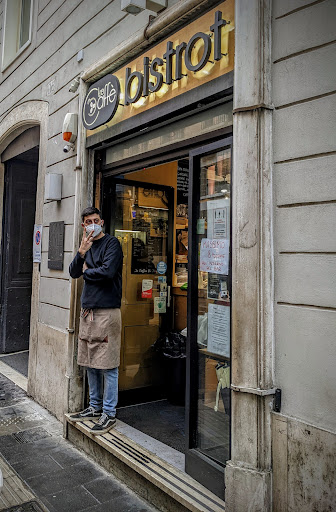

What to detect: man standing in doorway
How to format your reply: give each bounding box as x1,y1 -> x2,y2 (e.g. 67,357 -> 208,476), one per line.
69,206 -> 123,434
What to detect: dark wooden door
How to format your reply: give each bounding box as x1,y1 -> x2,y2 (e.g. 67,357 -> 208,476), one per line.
0,157 -> 38,353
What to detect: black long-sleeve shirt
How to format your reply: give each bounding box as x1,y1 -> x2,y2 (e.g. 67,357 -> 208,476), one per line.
69,234 -> 123,309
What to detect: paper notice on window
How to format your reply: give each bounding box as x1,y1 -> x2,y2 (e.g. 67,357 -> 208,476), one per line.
207,303 -> 230,357
207,199 -> 230,239
141,279 -> 153,298
154,296 -> 166,314
200,238 -> 229,275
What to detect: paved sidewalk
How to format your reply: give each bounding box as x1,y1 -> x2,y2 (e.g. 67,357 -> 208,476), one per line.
0,372 -> 159,512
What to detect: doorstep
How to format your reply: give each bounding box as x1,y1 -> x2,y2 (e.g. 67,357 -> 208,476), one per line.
65,414 -> 225,512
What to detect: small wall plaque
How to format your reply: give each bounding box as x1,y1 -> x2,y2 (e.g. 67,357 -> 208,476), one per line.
48,221 -> 64,270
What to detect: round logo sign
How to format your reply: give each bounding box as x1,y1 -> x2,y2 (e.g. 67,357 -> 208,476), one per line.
82,74 -> 120,130
157,261 -> 167,275
35,231 -> 41,245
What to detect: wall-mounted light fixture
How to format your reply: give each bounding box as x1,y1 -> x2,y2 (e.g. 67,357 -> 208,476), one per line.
69,77 -> 80,93
45,173 -> 63,201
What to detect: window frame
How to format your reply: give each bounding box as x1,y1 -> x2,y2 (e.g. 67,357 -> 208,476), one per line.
1,0 -> 33,72
185,135 -> 233,499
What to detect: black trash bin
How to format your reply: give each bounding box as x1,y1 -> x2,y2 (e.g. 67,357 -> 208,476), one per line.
153,332 -> 186,405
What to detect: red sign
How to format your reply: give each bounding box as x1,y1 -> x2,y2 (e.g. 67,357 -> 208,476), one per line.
141,279 -> 153,299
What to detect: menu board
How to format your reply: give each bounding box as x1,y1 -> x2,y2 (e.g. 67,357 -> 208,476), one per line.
131,236 -> 165,274
177,165 -> 189,205
131,206 -> 168,274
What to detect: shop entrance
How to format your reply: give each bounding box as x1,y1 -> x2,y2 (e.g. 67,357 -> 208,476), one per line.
100,136 -> 232,499
102,161 -> 188,453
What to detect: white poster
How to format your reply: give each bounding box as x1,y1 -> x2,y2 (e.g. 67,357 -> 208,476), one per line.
207,199 -> 230,239
200,238 -> 229,275
33,224 -> 42,263
207,303 -> 230,357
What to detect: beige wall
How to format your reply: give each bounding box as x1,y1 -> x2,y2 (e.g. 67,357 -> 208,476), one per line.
272,0 -> 336,509
272,0 -> 336,434
0,0 -> 182,420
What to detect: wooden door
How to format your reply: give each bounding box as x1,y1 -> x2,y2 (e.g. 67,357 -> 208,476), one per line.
103,178 -> 174,392
0,157 -> 38,353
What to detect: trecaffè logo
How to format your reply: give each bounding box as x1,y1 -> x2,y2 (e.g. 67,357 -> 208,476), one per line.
83,74 -> 120,130
82,10 -> 229,130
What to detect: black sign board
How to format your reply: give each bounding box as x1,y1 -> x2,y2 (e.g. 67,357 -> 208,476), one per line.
82,74 -> 120,130
48,221 -> 64,270
177,165 -> 189,204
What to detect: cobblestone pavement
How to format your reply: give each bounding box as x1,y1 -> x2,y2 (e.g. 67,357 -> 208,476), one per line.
0,372 -> 159,512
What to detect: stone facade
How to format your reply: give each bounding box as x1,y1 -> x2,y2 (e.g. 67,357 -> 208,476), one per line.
0,1 -> 335,510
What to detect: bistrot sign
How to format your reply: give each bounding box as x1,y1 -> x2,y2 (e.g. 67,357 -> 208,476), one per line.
82,1 -> 234,131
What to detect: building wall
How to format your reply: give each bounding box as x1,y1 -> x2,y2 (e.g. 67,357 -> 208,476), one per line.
0,0 -> 179,419
272,0 -> 336,510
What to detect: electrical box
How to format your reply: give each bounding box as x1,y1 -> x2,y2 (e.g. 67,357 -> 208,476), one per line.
45,173 -> 62,201
146,0 -> 166,12
121,0 -> 166,13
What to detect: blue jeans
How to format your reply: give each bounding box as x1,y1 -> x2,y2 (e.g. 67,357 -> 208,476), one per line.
86,367 -> 118,417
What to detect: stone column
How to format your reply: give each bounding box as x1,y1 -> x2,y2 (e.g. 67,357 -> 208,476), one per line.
225,1 -> 274,510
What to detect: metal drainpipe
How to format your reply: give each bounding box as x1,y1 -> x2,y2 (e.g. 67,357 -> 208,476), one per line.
65,80 -> 86,422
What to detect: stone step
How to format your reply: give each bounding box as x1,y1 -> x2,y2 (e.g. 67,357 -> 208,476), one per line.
65,414 -> 225,512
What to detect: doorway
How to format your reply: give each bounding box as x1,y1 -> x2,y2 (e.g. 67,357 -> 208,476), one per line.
100,136 -> 232,499
102,161 -> 187,454
0,146 -> 39,371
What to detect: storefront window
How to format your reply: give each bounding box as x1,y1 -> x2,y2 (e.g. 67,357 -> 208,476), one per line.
195,148 -> 231,465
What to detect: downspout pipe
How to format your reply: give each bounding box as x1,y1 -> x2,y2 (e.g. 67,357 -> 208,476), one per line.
65,79 -> 87,423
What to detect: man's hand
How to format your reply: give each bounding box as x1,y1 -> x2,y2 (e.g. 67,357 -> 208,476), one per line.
79,231 -> 94,258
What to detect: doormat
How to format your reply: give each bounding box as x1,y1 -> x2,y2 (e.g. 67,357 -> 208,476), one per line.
3,501 -> 44,512
117,399 -> 185,453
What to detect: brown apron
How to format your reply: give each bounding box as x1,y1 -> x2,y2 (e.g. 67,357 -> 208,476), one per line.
77,308 -> 121,369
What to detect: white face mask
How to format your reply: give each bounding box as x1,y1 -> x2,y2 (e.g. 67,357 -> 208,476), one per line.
85,223 -> 102,238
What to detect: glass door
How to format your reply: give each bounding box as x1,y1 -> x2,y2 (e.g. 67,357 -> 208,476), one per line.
103,178 -> 174,398
186,138 -> 232,499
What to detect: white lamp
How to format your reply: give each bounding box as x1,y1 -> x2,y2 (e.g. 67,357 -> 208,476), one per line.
45,173 -> 62,201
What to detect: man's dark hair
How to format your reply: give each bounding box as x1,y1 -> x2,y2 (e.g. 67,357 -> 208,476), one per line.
81,206 -> 102,222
